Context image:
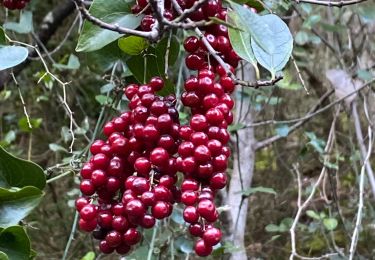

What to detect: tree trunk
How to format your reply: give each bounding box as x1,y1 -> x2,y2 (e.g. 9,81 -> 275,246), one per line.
228,63 -> 256,260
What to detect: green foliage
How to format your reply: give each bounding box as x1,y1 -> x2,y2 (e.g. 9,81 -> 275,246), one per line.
76,0 -> 141,52
3,11 -> 33,34
0,27 -> 6,45
241,186 -> 277,197
0,146 -> 45,190
53,54 -> 80,70
228,2 -> 293,77
0,226 -> 33,260
0,46 -> 28,71
118,36 -> 149,55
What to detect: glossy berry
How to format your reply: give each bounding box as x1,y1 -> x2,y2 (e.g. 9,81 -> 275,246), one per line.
194,239 -> 213,257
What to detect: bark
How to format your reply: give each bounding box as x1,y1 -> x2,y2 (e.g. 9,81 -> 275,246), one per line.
228,63 -> 256,260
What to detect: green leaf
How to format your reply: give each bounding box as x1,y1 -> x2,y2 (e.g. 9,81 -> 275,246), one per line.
76,0 -> 142,52
53,54 -> 80,70
306,210 -> 321,220
100,83 -> 115,94
265,224 -> 280,232
276,124 -> 289,137
358,3 -> 375,23
85,41 -> 127,73
295,31 -> 309,46
18,117 -> 42,133
118,36 -> 149,56
95,95 -> 113,105
126,49 -> 160,83
305,132 -> 325,154
302,15 -> 321,30
0,46 -> 28,71
229,1 -> 274,53
227,11 -> 257,67
241,186 -> 277,197
251,14 -> 293,78
155,35 -> 180,74
0,187 -> 44,228
0,226 -> 31,260
357,69 -> 373,81
0,27 -> 5,45
81,251 -> 95,260
0,146 -> 46,190
3,11 -> 33,34
323,218 -> 338,231
48,143 -> 68,153
0,251 -> 8,260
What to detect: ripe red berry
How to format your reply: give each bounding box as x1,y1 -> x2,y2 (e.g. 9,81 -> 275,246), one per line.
184,36 -> 200,53
183,206 -> 199,223
123,228 -> 141,245
152,201 -> 171,219
194,239 -> 213,257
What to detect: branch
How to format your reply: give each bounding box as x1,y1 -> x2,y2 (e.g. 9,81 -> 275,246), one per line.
352,102 -> 375,199
173,0 -> 209,23
255,89 -> 334,150
235,75 -> 284,89
289,110 -> 338,260
294,0 -> 368,7
246,78 -> 375,128
0,0 -> 75,89
349,106 -> 373,258
72,0 -> 160,41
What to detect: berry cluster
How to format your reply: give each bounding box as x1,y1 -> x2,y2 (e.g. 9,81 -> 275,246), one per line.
177,67 -> 234,256
76,77 -> 182,255
1,0 -> 30,9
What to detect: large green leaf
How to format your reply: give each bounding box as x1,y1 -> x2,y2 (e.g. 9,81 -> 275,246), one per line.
227,11 -> 256,66
0,46 -> 28,71
0,146 -> 45,190
0,251 -> 8,260
229,1 -> 274,54
0,226 -> 31,260
0,187 -> 44,228
251,14 -> 293,78
3,11 -> 33,34
76,0 -> 142,52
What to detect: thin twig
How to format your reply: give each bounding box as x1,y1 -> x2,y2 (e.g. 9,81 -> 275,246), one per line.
348,123 -> 373,259
289,109 -> 339,260
294,0 -> 368,7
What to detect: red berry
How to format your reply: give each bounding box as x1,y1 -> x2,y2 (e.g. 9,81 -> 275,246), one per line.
150,147 -> 169,166
194,239 -> 213,257
149,76 -> 164,91
184,36 -> 200,53
183,206 -> 199,223
123,228 -> 141,245
106,230 -> 122,247
125,199 -> 146,217
152,201 -> 171,219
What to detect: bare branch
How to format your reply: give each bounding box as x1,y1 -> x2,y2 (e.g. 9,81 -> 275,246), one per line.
72,0 -> 159,40
255,89 -> 334,150
293,0 -> 368,7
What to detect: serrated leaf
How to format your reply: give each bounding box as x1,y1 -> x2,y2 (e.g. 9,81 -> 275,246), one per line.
0,226 -> 31,260
323,218 -> 338,231
118,36 -> 149,55
53,54 -> 80,70
76,0 -> 142,52
0,46 -> 28,71
251,14 -> 293,78
229,1 -> 274,54
3,11 -> 33,34
0,187 -> 44,228
227,11 -> 257,67
0,146 -> 46,190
